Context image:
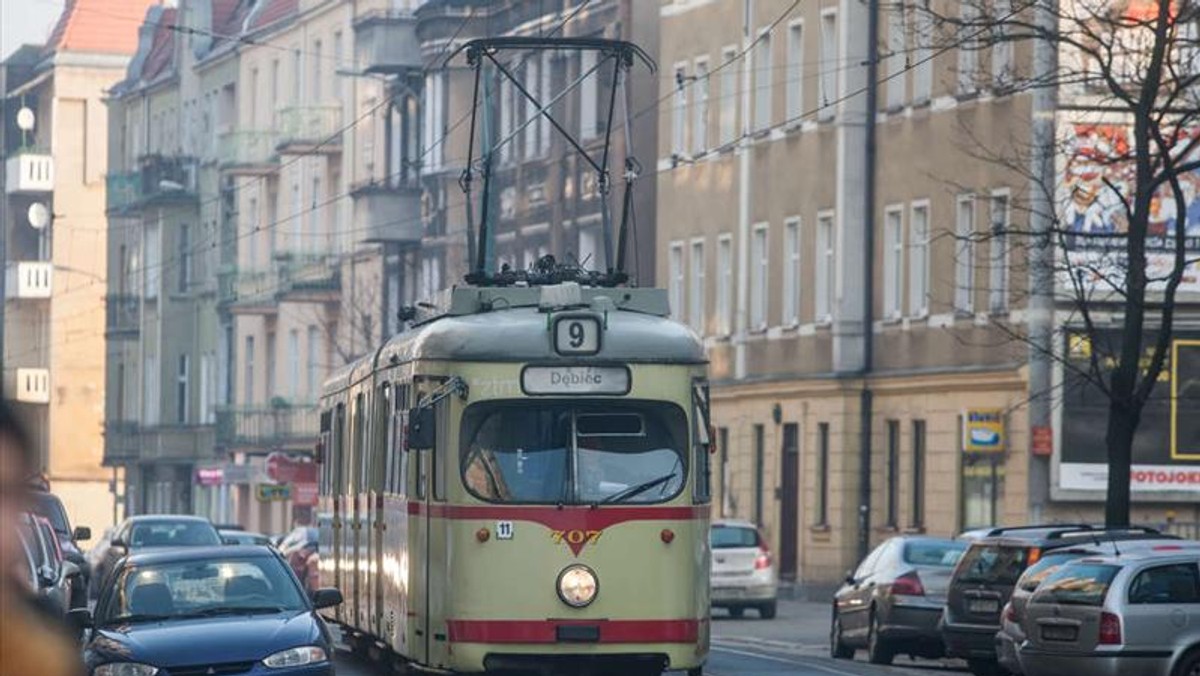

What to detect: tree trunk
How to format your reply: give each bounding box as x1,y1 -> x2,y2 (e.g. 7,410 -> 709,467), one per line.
1103,396 -> 1138,527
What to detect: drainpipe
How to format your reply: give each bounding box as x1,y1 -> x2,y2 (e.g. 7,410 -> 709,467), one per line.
857,0 -> 881,563
1027,0 -> 1058,523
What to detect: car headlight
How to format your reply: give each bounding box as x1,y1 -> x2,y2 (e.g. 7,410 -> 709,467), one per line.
93,664 -> 158,676
557,564 -> 598,608
262,646 -> 328,669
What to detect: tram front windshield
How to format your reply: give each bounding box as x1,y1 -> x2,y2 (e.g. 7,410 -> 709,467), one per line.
461,401 -> 688,505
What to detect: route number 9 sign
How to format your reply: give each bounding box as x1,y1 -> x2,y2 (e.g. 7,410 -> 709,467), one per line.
554,316 -> 601,355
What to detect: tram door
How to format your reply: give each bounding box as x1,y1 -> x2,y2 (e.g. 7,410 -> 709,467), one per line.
332,404 -> 346,624
351,392 -> 365,630
778,423 -> 800,581
409,401 -> 432,665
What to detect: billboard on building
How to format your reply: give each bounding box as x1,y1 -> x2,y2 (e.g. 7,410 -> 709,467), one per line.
1060,123 -> 1200,294
1057,329 -> 1200,497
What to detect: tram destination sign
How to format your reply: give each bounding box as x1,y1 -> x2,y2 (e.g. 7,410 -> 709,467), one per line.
521,365 -> 630,395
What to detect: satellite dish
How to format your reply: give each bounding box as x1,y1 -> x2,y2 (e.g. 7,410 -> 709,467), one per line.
27,202 -> 50,230
16,107 -> 35,132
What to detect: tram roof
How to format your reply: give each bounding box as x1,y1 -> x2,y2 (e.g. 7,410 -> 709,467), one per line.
323,284 -> 705,393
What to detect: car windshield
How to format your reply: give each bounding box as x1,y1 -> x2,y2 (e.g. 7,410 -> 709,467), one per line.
101,556 -> 307,623
461,401 -> 688,505
31,493 -> 70,535
1031,563 -> 1119,607
955,544 -> 1031,585
1017,551 -> 1092,592
711,525 -> 760,549
129,521 -> 221,547
903,540 -> 967,567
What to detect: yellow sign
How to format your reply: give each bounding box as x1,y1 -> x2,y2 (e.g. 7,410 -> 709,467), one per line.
963,409 -> 1005,454
255,483 -> 292,502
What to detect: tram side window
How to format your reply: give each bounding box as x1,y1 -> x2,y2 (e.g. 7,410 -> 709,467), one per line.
319,410 -> 332,494
433,401 -> 448,501
693,383 -> 713,505
392,384 -> 409,497
334,403 -> 346,496
378,383 -> 391,494
352,393 -> 365,496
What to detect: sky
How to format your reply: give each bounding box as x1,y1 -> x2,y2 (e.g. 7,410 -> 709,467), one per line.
2,1 -> 62,60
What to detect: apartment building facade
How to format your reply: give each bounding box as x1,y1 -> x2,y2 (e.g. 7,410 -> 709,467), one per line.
412,0 -> 659,292
1,0 -> 160,533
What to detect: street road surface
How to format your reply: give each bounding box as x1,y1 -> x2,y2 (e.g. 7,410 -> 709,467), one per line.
333,599 -> 969,676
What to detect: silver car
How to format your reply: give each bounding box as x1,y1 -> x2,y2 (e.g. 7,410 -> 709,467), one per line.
1019,549 -> 1200,676
710,520 -> 778,619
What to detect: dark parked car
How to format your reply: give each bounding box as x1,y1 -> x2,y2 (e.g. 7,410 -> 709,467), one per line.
29,489 -> 91,607
90,515 -> 223,596
831,536 -> 967,665
78,546 -> 344,676
941,524 -> 1173,676
19,513 -> 79,617
221,529 -> 273,546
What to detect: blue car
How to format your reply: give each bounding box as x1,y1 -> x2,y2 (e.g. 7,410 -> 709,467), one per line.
76,546 -> 343,676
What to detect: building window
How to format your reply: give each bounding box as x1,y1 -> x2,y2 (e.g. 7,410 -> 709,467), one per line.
333,31 -> 345,101
783,217 -> 801,326
307,326 -> 321,396
718,426 -> 731,517
672,63 -> 688,156
265,331 -> 276,399
287,329 -> 300,400
816,212 -> 835,322
958,2 -> 979,94
913,0 -> 932,102
992,0 -> 1013,87
886,3 -> 907,109
177,354 -> 190,424
884,207 -> 904,319
580,49 -> 598,139
422,71 -> 446,172
717,234 -> 734,335
524,58 -> 542,158
292,48 -> 302,103
750,223 -> 769,330
720,46 -> 738,144
989,191 -> 1010,314
145,355 -> 159,425
956,195 -> 976,314
912,419 -> 926,528
753,424 -> 765,527
886,419 -> 900,528
693,58 -> 709,154
499,79 -> 514,164
669,242 -> 685,321
754,30 -> 772,130
178,224 -> 191,294
819,10 -> 839,120
311,39 -> 322,101
199,353 -> 211,424
145,223 -> 160,300
539,51 -> 552,152
786,21 -> 804,120
816,422 -> 830,526
689,239 -> 706,334
244,336 -> 255,404
909,202 -> 930,317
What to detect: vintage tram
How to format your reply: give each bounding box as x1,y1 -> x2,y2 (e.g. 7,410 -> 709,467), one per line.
316,282 -> 711,675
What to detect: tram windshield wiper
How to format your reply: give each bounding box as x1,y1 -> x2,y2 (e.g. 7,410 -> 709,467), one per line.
601,472 -> 677,504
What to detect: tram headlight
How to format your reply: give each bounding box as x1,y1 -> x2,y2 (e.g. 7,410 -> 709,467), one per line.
556,564 -> 598,608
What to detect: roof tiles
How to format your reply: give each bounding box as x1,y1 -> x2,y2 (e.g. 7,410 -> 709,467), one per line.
44,0 -> 163,56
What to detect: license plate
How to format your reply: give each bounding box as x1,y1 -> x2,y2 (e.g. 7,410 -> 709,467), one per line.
968,599 -> 1000,614
1041,625 -> 1078,642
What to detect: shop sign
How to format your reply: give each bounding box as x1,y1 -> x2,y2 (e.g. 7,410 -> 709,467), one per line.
1032,426 -> 1054,457
963,409 -> 1006,454
293,482 -> 319,507
256,483 -> 292,502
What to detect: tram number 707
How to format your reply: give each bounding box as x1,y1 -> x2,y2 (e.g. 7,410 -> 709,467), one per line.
551,529 -> 603,546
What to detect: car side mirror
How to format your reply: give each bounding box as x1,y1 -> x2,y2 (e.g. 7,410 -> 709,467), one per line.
222,536 -> 239,545
407,407 -> 435,450
844,571 -> 857,585
312,587 -> 343,610
73,526 -> 92,542
111,537 -> 127,550
67,608 -> 93,630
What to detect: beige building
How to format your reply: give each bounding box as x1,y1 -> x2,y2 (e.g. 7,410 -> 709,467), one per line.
658,0 -> 1047,588
1,0 -> 159,532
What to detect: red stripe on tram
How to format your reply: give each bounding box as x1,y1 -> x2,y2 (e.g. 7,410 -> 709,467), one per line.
404,503 -> 708,530
445,619 -> 701,644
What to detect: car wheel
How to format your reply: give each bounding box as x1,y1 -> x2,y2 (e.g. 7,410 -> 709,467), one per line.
758,601 -> 777,620
866,610 -> 894,666
830,614 -> 854,659
728,607 -> 744,619
967,658 -> 1006,676
1173,649 -> 1200,676
687,668 -> 703,676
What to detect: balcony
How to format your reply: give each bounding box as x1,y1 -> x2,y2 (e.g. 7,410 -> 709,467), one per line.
276,106 -> 343,154
353,10 -> 421,74
9,368 -> 50,404
218,267 -> 279,314
5,262 -> 52,299
277,252 -> 340,299
105,294 -> 140,337
5,149 -> 54,194
105,155 -> 199,214
217,130 -> 279,174
103,421 -> 141,465
216,405 -> 319,450
351,179 -> 422,242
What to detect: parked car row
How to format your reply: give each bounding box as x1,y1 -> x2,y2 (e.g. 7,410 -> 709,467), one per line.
829,523 -> 1200,676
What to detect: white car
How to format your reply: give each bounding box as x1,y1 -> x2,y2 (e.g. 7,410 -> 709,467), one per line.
710,520 -> 778,619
